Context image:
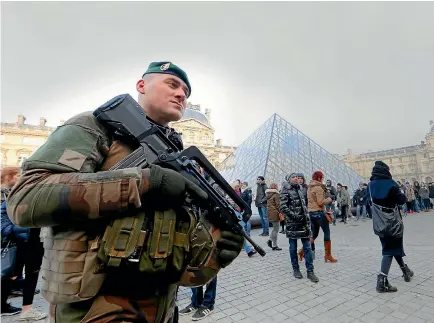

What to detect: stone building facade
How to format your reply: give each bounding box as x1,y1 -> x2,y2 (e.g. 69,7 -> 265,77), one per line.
0,115 -> 59,168
342,121 -> 434,184
1,103 -> 234,169
169,103 -> 235,167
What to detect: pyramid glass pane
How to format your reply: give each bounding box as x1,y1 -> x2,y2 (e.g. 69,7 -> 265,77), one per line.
217,114 -> 365,193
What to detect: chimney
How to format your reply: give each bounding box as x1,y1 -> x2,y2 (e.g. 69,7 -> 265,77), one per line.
17,115 -> 26,126
39,117 -> 47,127
216,139 -> 222,146
205,108 -> 211,121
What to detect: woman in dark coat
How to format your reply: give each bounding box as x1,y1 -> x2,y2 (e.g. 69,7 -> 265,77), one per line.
367,161 -> 414,293
280,173 -> 318,283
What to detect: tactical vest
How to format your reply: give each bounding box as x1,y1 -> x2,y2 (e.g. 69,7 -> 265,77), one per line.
41,138 -> 213,306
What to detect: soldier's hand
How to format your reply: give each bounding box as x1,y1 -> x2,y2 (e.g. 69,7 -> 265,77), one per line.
216,231 -> 244,268
144,165 -> 208,202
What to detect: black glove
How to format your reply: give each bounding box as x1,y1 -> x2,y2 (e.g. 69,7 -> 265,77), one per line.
216,231 -> 244,268
143,165 -> 208,206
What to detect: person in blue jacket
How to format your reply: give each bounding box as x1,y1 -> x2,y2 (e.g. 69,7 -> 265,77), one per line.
367,161 -> 414,293
1,200 -> 29,316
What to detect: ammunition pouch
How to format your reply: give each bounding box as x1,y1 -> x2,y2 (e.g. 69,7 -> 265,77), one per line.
97,206 -> 198,282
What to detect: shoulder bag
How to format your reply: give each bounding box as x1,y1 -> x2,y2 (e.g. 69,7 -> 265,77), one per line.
369,184 -> 404,239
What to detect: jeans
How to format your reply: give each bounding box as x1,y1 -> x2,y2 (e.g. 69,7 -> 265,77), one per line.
257,207 -> 269,233
239,220 -> 253,253
270,221 -> 280,247
406,200 -> 415,212
423,198 -> 431,210
289,238 -> 314,272
415,198 -> 422,212
191,276 -> 217,309
356,204 -> 367,218
341,205 -> 348,222
309,211 -> 331,251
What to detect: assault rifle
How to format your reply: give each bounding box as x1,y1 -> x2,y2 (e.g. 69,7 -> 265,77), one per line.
93,94 -> 266,259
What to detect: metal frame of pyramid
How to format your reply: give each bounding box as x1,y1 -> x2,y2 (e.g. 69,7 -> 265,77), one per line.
217,113 -> 365,192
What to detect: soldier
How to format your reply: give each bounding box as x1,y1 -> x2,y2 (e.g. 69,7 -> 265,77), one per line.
7,61 -> 244,323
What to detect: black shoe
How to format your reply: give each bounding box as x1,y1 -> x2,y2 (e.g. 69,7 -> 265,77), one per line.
260,232 -> 269,236
179,304 -> 197,316
192,306 -> 214,321
247,250 -> 257,257
293,269 -> 303,279
272,246 -> 282,251
1,304 -> 21,316
267,240 -> 272,248
376,274 -> 398,293
307,272 -> 319,283
401,265 -> 414,282
279,229 -> 284,233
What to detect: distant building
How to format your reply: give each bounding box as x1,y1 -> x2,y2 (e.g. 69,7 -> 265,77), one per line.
170,102 -> 235,167
0,115 -> 61,167
1,103 -> 235,169
341,121 -> 434,183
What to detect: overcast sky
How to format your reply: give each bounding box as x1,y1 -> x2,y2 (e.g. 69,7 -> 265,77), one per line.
2,2 -> 434,155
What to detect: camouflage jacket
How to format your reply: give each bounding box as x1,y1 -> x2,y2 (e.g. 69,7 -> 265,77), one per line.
7,111 -> 222,323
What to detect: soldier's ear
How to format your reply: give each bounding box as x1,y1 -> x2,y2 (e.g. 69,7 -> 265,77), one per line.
136,79 -> 146,94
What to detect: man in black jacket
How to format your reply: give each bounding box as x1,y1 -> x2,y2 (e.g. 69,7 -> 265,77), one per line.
255,176 -> 269,236
240,181 -> 257,257
354,182 -> 367,220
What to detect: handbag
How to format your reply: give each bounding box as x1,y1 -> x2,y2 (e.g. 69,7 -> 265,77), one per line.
242,210 -> 252,223
369,184 -> 404,239
325,212 -> 333,223
1,240 -> 17,279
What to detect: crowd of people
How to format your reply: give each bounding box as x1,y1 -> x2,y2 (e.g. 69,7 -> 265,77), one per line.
179,162 -> 426,321
235,165 -> 427,290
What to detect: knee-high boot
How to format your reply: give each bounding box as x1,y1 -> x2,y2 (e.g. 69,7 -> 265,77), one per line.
324,240 -> 337,263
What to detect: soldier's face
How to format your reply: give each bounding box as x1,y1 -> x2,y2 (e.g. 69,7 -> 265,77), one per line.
137,74 -> 188,124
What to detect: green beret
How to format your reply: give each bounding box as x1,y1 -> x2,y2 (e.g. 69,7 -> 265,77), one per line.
142,61 -> 191,97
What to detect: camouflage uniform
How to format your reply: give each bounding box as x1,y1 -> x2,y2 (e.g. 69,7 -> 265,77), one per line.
7,111 -> 233,322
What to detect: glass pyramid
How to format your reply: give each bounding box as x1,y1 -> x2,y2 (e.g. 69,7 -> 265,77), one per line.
217,114 -> 365,191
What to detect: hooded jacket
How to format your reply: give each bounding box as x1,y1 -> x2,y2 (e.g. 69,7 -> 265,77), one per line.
265,189 -> 280,222
307,180 -> 329,212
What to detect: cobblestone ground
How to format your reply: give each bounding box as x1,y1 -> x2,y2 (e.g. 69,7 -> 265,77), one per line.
4,211 -> 434,323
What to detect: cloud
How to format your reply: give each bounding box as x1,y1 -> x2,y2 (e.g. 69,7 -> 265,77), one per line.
2,2 -> 433,155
